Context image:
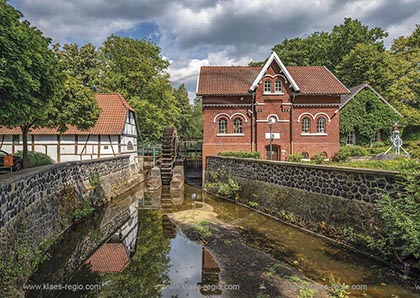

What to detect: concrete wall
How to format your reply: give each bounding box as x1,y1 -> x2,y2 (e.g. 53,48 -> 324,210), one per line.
205,156 -> 402,250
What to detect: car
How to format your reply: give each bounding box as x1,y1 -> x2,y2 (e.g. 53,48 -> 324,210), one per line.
0,150 -> 23,171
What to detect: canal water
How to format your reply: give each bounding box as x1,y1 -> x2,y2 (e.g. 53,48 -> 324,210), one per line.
26,183 -> 419,298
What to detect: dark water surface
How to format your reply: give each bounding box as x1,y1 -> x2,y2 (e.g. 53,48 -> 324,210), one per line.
26,183 -> 419,298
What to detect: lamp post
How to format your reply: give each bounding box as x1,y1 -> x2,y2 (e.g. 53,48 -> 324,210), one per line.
268,117 -> 276,160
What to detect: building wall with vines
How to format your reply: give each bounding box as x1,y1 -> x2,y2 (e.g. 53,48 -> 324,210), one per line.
340,89 -> 402,146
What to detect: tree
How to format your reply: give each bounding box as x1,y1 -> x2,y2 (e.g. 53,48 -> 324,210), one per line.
386,26 -> 420,126
328,18 -> 388,70
98,35 -> 180,144
272,31 -> 330,66
0,1 -> 100,167
336,43 -> 392,92
174,84 -> 193,138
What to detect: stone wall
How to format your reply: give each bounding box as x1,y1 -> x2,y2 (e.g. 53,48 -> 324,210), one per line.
205,156 -> 403,252
206,156 -> 402,203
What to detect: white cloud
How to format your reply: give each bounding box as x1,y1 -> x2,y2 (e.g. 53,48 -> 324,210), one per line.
10,0 -> 420,98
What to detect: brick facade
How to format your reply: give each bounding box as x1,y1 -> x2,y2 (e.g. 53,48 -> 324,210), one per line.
198,53 -> 349,167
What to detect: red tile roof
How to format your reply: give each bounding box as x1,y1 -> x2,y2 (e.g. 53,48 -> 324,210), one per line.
86,243 -> 129,273
197,66 -> 261,96
0,94 -> 135,135
196,65 -> 349,96
287,66 -> 349,95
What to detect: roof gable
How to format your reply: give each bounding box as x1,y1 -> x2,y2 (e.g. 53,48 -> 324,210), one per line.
340,83 -> 402,116
250,52 -> 300,92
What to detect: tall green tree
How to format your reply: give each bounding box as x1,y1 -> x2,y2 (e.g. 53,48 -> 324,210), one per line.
271,31 -> 330,66
0,1 -> 100,167
386,34 -> 420,126
336,43 -> 392,92
98,35 -> 180,144
327,18 -> 388,69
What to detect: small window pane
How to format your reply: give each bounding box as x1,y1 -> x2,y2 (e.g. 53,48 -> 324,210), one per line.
302,118 -> 310,133
347,131 -> 355,145
12,135 -> 20,144
317,118 -> 326,133
275,80 -> 282,93
302,152 -> 309,159
234,118 -> 243,133
218,118 -> 227,134
127,141 -> 134,151
264,80 -> 272,93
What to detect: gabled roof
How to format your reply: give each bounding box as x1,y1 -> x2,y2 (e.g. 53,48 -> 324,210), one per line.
0,93 -> 136,135
287,66 -> 349,95
196,53 -> 350,96
340,83 -> 402,116
250,52 -> 300,92
197,66 -> 261,96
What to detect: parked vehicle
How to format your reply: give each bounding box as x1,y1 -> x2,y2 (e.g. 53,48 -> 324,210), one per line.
0,150 -> 23,171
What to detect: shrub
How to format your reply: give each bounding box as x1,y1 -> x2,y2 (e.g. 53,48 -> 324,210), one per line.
332,150 -> 351,162
311,152 -> 326,164
339,145 -> 369,157
219,151 -> 260,159
374,159 -> 420,260
287,153 -> 302,162
15,151 -> 53,167
206,168 -> 240,199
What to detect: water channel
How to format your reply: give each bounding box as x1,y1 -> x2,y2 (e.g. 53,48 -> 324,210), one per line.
25,183 -> 419,298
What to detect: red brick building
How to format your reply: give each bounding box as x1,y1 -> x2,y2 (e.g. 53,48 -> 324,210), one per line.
197,52 -> 350,166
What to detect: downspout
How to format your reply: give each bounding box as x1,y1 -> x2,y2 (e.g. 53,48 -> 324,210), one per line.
290,93 -> 295,155
250,91 -> 256,152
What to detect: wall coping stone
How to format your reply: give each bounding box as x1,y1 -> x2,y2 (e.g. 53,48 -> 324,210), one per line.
0,156 -> 129,187
207,156 -> 399,176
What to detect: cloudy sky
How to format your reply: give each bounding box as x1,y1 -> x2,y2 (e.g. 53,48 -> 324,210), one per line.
8,0 -> 420,99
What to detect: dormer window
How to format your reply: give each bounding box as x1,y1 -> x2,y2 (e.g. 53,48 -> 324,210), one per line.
275,80 -> 282,93
264,80 -> 272,93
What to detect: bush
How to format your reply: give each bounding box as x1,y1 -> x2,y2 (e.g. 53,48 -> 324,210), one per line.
332,150 -> 351,162
206,168 -> 240,199
311,152 -> 326,164
374,159 -> 420,260
339,145 -> 369,157
15,151 -> 53,167
219,151 -> 260,159
287,153 -> 302,162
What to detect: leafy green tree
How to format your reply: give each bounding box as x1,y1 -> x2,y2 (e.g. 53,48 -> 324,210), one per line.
336,43 -> 392,92
174,84 -> 193,138
188,96 -> 204,138
328,18 -> 388,70
272,32 -> 330,66
386,27 -> 420,126
53,43 -> 102,91
0,1 -> 100,167
98,35 -> 180,144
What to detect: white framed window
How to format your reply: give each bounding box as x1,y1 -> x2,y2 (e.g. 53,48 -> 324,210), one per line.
127,141 -> 134,151
218,118 -> 227,134
264,80 -> 272,93
317,117 -> 326,133
233,118 -> 243,133
275,80 -> 282,93
347,131 -> 355,145
302,117 -> 310,133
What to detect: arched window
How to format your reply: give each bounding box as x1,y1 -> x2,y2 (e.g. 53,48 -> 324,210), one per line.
233,118 -> 243,133
317,117 -> 326,133
302,152 -> 309,159
322,152 -> 328,159
275,80 -> 282,93
127,141 -> 134,151
218,118 -> 227,134
302,117 -> 310,133
264,80 -> 272,93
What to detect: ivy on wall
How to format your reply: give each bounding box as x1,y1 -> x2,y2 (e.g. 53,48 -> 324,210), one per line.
340,89 -> 403,145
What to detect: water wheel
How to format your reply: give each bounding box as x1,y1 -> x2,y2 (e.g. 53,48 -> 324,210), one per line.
160,127 -> 178,185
